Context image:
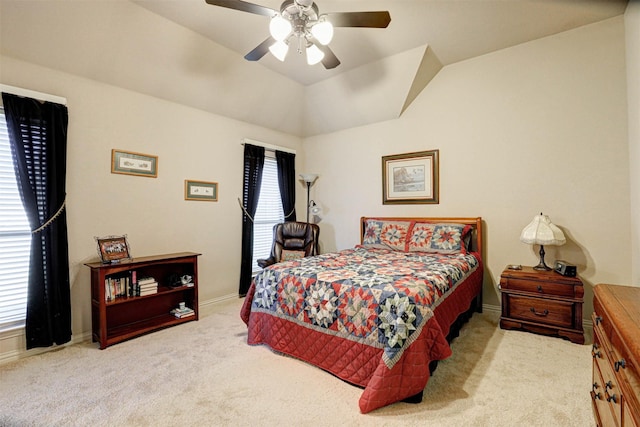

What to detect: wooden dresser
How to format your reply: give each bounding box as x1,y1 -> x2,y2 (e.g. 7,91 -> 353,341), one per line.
499,266 -> 584,344
591,284 -> 640,427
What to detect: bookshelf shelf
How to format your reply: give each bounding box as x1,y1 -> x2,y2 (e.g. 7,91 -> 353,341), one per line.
85,252 -> 200,349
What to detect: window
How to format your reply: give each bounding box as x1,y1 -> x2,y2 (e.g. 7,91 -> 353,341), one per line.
251,155 -> 284,272
0,109 -> 31,330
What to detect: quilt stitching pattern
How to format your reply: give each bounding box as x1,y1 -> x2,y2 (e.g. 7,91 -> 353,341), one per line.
250,247 -> 478,368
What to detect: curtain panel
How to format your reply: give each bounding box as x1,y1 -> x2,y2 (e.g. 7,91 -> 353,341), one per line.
2,92 -> 71,349
275,150 -> 296,222
239,144 -> 265,296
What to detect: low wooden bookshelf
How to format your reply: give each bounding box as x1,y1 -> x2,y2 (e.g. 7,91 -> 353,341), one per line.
85,252 -> 200,349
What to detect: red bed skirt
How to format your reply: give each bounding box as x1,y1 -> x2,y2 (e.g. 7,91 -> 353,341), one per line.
241,260 -> 483,413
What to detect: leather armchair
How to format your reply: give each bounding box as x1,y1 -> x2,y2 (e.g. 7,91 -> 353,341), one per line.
257,222 -> 320,268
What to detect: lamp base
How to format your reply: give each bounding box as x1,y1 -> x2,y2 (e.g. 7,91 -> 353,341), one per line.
533,245 -> 552,270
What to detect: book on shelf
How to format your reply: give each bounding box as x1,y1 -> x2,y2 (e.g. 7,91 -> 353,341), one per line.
139,282 -> 158,289
170,307 -> 195,318
137,276 -> 156,285
105,276 -> 131,301
139,289 -> 158,296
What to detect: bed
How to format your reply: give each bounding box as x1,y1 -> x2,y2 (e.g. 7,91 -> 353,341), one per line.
240,216 -> 484,413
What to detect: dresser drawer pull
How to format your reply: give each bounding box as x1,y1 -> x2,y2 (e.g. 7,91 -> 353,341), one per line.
537,285 -> 543,293
605,381 -> 613,390
592,382 -> 600,392
606,393 -> 618,404
592,391 -> 603,400
615,359 -> 626,372
529,307 -> 549,317
595,316 -> 602,325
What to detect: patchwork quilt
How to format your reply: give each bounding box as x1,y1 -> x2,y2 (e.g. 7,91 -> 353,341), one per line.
241,246 -> 482,413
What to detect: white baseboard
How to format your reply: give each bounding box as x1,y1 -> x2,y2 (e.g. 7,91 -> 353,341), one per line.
0,293 -> 239,365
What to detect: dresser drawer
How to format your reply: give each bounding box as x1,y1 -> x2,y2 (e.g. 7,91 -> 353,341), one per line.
506,294 -> 573,328
501,277 -> 576,298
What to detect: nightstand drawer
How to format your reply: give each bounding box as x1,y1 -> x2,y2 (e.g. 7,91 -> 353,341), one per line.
501,277 -> 576,298
506,294 -> 573,328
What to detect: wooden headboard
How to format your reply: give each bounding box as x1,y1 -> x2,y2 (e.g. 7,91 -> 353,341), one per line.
360,216 -> 483,258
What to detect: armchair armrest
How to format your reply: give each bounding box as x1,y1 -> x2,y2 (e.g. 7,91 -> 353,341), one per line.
257,257 -> 276,269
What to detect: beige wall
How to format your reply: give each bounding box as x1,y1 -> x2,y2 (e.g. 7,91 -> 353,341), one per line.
627,1 -> 640,286
0,57 -> 303,359
303,17 -> 630,315
0,4 -> 633,361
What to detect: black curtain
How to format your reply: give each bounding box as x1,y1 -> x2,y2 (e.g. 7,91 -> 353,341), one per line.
275,150 -> 296,222
2,92 -> 71,349
239,144 -> 265,296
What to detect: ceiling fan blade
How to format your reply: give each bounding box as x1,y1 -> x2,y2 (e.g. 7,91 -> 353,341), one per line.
244,37 -> 276,61
326,11 -> 391,28
204,0 -> 277,17
316,43 -> 340,70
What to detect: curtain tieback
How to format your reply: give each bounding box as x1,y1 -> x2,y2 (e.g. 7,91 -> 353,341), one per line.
32,195 -> 66,234
237,197 -> 254,222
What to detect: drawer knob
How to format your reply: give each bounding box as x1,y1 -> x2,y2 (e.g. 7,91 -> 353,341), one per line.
529,307 -> 549,317
615,359 -> 626,372
537,285 -> 543,292
606,393 -> 618,404
592,392 -> 603,400
591,344 -> 601,359
605,381 -> 613,390
592,382 -> 600,391
595,316 -> 603,325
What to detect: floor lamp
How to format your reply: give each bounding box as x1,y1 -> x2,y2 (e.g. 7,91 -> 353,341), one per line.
300,173 -> 318,223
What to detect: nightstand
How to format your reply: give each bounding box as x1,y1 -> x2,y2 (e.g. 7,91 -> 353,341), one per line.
499,266 -> 584,344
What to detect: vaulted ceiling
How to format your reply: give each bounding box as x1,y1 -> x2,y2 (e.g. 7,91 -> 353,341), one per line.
0,1 -> 629,137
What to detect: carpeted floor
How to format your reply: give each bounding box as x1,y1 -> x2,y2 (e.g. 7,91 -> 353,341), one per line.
0,298 -> 595,426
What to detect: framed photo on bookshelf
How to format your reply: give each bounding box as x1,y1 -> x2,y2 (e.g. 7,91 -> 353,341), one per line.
95,235 -> 131,263
184,180 -> 218,201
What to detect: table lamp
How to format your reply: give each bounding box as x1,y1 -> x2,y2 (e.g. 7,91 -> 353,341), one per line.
520,213 -> 566,270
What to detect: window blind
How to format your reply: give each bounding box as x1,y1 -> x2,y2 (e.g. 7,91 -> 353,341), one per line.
0,109 -> 31,330
252,156 -> 284,272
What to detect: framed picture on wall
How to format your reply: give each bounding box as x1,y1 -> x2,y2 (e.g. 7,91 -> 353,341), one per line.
185,180 -> 218,201
111,149 -> 158,178
382,150 -> 439,204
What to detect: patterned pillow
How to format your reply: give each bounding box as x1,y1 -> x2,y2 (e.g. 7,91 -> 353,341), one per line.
281,249 -> 305,262
408,223 -> 471,254
362,220 -> 411,251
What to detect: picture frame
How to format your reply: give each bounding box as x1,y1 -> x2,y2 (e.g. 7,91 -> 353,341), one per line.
382,149 -> 439,204
185,180 -> 218,202
95,235 -> 131,264
111,149 -> 158,178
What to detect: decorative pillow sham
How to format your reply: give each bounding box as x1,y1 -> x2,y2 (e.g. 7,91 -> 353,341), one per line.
408,223 -> 471,254
281,249 -> 305,262
362,220 -> 411,252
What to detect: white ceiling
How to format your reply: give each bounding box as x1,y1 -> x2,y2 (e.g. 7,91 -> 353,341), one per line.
133,0 -> 629,86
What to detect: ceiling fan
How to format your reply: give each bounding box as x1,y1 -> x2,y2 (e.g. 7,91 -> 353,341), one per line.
204,0 -> 391,69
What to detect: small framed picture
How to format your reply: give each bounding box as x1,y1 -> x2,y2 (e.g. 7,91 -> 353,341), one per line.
95,235 -> 131,263
382,150 -> 439,204
185,180 -> 218,202
111,149 -> 158,178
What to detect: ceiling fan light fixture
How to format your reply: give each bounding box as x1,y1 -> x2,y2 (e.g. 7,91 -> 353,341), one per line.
269,40 -> 289,61
269,15 -> 292,41
311,19 -> 333,45
306,44 -> 324,65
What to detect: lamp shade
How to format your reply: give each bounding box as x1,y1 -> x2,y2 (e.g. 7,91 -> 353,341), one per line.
299,173 -> 319,184
520,213 -> 566,246
269,15 -> 292,41
306,44 -> 325,65
269,41 -> 289,62
311,19 -> 333,45
309,200 -> 323,218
